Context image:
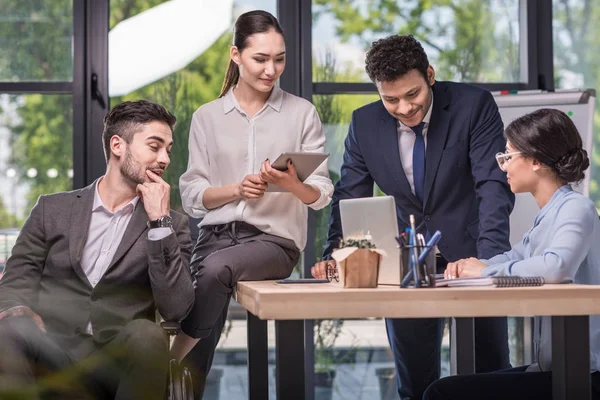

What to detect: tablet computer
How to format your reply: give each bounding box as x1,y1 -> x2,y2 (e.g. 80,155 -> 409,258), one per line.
267,152 -> 329,192
276,278 -> 329,284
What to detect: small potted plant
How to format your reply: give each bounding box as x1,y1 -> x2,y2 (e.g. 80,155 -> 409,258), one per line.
331,233 -> 384,288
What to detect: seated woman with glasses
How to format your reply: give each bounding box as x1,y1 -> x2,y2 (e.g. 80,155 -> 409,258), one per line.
424,108 -> 600,400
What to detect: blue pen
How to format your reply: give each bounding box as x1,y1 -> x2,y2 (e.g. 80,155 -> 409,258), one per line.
408,215 -> 420,287
400,266 -> 414,287
417,231 -> 442,264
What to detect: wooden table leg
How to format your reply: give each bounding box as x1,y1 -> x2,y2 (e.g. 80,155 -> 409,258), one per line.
276,320 -> 305,400
552,315 -> 590,400
247,311 -> 269,400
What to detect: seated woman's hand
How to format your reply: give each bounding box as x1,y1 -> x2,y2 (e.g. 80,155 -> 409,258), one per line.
311,260 -> 335,280
444,257 -> 487,279
237,174 -> 268,199
259,159 -> 301,191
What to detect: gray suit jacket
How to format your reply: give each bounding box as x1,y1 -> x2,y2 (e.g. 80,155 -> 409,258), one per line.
0,182 -> 194,359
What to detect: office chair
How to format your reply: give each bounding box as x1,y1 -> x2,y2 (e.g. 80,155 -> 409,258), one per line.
161,321 -> 194,400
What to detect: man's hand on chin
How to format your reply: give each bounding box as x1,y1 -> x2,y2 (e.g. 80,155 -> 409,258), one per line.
136,169 -> 170,220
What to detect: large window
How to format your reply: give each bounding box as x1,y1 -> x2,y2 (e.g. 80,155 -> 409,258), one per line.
553,0 -> 600,207
312,0 -> 521,84
0,0 -> 75,232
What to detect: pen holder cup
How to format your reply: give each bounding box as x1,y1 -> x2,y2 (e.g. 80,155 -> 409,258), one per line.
399,245 -> 437,288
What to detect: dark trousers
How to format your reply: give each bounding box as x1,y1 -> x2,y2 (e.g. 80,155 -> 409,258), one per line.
423,365 -> 600,400
0,317 -> 169,400
385,256 -> 510,400
181,222 -> 300,399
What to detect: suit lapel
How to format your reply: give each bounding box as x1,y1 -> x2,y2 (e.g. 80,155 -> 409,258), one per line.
379,107 -> 422,208
105,201 -> 148,274
69,183 -> 95,287
423,83 -> 451,208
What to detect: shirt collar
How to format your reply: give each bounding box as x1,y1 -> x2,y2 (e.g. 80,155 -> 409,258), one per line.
222,85 -> 284,114
93,176 -> 139,214
534,184 -> 573,226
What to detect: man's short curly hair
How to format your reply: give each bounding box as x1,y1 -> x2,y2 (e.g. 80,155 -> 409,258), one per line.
365,35 -> 429,83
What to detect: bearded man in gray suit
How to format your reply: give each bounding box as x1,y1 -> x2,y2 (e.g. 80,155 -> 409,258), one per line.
0,100 -> 194,399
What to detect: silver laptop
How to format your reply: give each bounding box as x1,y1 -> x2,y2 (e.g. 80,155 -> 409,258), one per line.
339,196 -> 400,285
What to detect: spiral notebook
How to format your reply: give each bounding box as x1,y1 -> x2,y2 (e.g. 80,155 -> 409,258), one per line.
435,276 -> 545,288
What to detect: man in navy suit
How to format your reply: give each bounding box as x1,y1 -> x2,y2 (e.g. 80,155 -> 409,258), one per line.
312,35 -> 514,400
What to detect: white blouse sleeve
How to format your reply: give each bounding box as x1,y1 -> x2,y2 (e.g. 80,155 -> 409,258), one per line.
179,111 -> 211,218
300,106 -> 334,210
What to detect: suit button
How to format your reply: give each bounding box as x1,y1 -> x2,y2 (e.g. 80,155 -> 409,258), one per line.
75,327 -> 82,335
424,215 -> 431,221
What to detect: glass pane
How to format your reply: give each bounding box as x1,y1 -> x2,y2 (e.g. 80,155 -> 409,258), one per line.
0,1 -> 73,82
312,0 -> 521,83
109,2 -> 276,398
553,0 -> 600,208
313,93 -> 379,259
0,94 -> 73,275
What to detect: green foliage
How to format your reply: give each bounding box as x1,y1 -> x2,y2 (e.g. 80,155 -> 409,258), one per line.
0,0 -> 73,81
553,0 -> 600,208
109,0 -> 165,29
313,0 -> 519,82
314,319 -> 344,372
8,94 -> 73,213
0,196 -> 22,228
340,237 -> 377,249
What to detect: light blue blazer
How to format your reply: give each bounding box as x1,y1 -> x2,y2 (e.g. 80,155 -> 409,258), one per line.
482,185 -> 600,372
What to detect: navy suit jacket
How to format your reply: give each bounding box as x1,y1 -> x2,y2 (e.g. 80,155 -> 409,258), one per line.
324,81 -> 515,262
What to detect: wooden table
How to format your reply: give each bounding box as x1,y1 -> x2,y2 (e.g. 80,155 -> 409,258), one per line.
236,281 -> 600,400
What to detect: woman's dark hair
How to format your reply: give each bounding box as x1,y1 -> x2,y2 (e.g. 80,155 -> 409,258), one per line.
219,10 -> 284,97
504,108 -> 589,183
102,100 -> 176,163
365,35 -> 429,83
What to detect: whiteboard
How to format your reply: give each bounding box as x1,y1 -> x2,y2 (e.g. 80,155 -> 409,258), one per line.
493,89 -> 596,245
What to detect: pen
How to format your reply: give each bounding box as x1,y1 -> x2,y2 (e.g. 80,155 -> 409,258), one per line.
400,269 -> 414,288
409,215 -> 420,287
417,230 -> 442,264
416,233 -> 427,285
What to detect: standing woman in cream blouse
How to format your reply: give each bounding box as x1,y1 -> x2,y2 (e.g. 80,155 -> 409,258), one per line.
171,9 -> 333,395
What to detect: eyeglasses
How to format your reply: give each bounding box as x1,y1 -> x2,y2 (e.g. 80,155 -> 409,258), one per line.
495,151 -> 522,171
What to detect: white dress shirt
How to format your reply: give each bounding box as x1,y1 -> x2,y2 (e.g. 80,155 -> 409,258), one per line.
397,96 -> 434,195
179,86 -> 334,250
